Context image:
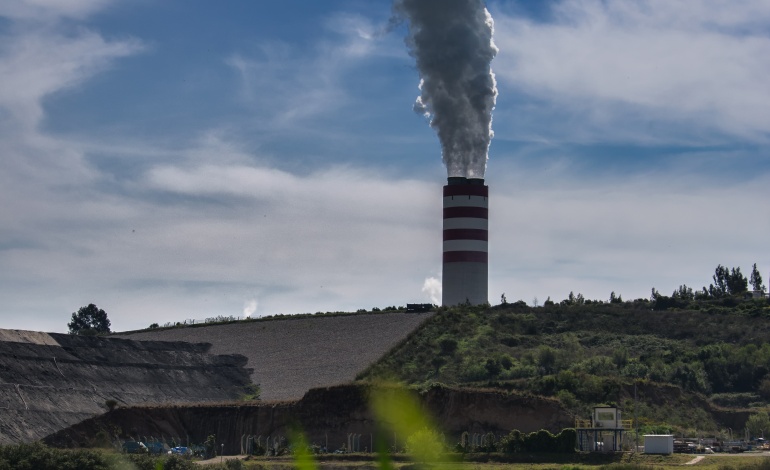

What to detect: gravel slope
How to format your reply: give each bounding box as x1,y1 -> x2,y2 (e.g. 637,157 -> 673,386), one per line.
0,331 -> 252,444
119,312 -> 433,401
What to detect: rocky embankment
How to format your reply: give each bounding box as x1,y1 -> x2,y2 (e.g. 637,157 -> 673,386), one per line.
44,384 -> 573,454
0,329 -> 252,445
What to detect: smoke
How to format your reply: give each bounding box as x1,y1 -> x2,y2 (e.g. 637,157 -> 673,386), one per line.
394,0 -> 498,179
243,298 -> 258,318
422,276 -> 442,305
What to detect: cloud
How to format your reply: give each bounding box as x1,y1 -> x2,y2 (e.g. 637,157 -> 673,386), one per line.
486,157 -> 770,304
0,0 -> 112,21
0,30 -> 142,130
491,0 -> 770,143
225,11 -> 404,127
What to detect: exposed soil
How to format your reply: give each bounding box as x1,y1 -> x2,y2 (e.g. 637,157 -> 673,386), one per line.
118,312 -> 434,401
44,383 -> 574,454
0,329 -> 252,445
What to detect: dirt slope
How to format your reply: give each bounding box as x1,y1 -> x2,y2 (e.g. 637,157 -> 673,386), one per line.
0,330 -> 252,445
119,312 -> 434,401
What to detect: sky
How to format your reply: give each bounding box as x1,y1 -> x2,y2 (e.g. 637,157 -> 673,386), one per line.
1,0 -> 769,333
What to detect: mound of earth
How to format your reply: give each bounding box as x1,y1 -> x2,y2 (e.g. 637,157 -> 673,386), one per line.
0,329 -> 251,445
118,312 -> 433,401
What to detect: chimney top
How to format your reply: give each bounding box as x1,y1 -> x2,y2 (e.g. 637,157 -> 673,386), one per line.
447,177 -> 485,186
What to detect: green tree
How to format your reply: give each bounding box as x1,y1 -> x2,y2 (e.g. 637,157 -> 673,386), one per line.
750,263 -> 765,293
67,304 -> 111,335
746,411 -> 770,439
727,267 -> 748,295
708,265 -> 748,297
673,284 -> 694,300
709,264 -> 730,298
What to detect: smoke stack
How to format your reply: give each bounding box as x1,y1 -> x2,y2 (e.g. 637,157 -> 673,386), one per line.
442,177 -> 488,306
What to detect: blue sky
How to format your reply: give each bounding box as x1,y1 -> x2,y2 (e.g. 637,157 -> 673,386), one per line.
1,0 -> 768,333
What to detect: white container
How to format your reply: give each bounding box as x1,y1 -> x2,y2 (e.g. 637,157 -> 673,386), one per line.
644,435 -> 674,454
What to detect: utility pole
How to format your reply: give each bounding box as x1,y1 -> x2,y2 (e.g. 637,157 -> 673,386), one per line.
634,381 -> 638,453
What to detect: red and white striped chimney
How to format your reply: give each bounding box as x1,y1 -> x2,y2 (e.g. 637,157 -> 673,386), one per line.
442,177 -> 488,306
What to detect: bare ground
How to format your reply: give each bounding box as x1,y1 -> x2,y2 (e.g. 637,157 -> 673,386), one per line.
118,312 -> 433,401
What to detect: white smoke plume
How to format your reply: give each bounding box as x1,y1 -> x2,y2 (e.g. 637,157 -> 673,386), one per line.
243,298 -> 258,318
394,0 -> 498,179
422,276 -> 442,305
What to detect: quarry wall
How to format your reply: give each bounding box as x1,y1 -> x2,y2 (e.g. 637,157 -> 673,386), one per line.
44,384 -> 574,454
0,329 -> 252,445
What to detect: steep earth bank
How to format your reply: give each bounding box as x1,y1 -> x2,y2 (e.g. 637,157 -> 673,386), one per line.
44,384 -> 574,454
0,329 -> 252,445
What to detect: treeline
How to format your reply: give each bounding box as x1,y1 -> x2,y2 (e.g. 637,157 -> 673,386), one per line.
456,429 -> 576,454
0,442 -> 241,470
548,263 -> 767,312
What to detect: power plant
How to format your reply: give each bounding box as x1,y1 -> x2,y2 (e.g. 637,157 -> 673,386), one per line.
442,177 -> 488,306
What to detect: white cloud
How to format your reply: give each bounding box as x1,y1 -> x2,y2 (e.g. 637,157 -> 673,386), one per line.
0,29 -> 142,130
225,11 -> 404,127
492,0 -> 770,143
0,0 -> 112,21
486,160 -> 770,304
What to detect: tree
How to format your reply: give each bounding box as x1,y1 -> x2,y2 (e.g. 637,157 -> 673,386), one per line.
746,411 -> 770,439
68,304 -> 111,335
751,263 -> 765,293
708,265 -> 748,298
727,267 -> 748,295
673,284 -> 694,300
709,264 -> 730,298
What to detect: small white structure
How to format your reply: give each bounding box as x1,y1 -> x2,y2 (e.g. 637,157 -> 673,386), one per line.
576,407 -> 632,452
644,435 -> 674,455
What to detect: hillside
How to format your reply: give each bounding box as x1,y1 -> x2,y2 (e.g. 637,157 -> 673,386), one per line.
0,329 -> 252,444
358,298 -> 770,433
119,311 -> 433,400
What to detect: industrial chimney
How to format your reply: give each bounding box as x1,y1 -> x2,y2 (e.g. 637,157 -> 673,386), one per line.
442,177 -> 488,306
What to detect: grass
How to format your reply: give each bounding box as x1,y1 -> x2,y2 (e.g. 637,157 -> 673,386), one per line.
233,453 -> 770,470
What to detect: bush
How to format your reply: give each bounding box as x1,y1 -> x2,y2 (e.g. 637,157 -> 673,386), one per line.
499,428 -> 575,454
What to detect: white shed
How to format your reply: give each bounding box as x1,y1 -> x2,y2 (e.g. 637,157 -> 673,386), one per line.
644,435 -> 674,454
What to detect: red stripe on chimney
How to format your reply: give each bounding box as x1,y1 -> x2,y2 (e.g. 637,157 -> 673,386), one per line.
443,185 -> 488,197
443,207 -> 488,219
443,251 -> 488,263
443,229 -> 488,241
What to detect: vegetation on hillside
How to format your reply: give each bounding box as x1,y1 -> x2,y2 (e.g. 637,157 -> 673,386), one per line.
359,265 -> 770,433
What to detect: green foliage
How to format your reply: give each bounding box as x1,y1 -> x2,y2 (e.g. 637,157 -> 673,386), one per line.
709,264 -> 749,298
752,264 -> 766,293
746,411 -> 770,439
405,427 -> 445,462
360,293 -> 770,432
68,303 -> 111,335
498,428 -> 575,454
240,383 -> 261,401
0,443 -> 200,470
